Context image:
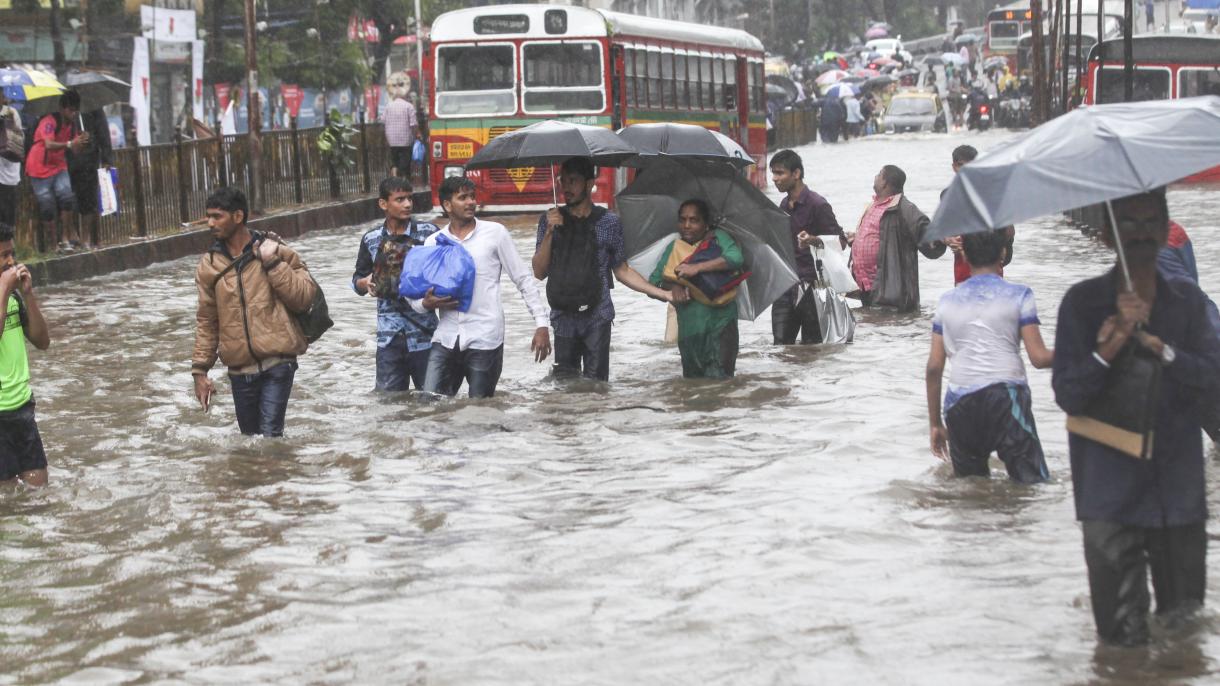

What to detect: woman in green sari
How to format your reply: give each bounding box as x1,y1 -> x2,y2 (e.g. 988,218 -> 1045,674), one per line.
649,199 -> 745,379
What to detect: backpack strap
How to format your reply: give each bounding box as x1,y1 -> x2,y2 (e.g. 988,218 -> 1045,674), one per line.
210,250 -> 256,290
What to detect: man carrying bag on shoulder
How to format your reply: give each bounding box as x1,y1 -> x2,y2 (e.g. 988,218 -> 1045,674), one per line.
191,187 -> 319,437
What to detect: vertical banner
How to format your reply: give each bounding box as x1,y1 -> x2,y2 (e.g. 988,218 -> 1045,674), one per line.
363,85 -> 381,121
281,84 -> 303,119
191,40 -> 204,121
130,36 -> 151,146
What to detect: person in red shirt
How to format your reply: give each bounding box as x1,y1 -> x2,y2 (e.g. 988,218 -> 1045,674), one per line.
943,145 -> 1013,285
25,90 -> 89,253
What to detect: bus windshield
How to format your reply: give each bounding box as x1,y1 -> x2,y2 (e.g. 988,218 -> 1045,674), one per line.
436,44 -> 517,116
522,41 -> 605,113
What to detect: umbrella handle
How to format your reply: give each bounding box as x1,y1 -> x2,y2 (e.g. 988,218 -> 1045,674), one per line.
551,164 -> 557,207
1104,200 -> 1134,293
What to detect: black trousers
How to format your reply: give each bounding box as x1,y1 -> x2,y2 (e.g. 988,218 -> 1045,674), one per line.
1082,520 -> 1207,645
553,322 -> 612,381
771,284 -> 822,345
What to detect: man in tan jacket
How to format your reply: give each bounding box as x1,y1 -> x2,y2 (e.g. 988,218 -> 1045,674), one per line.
191,187 -> 316,437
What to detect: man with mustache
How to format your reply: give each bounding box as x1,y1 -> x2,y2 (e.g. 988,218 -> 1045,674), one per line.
1052,189 -> 1220,645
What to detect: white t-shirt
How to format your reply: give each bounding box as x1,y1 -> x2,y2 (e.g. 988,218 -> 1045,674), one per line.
932,273 -> 1039,409
0,157 -> 17,186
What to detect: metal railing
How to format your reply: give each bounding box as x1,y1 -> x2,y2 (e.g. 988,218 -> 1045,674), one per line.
771,110 -> 818,150
10,121 -> 390,254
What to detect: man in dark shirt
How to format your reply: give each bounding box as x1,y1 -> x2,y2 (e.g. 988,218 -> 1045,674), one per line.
1052,190 -> 1220,646
769,149 -> 844,345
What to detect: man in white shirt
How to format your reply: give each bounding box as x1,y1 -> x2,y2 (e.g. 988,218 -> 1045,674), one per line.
0,92 -> 20,230
412,176 -> 551,398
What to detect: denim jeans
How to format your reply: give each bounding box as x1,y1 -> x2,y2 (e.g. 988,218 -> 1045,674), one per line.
553,322 -> 612,381
375,333 -> 431,391
29,171 -> 76,221
423,343 -> 503,398
771,284 -> 822,345
229,360 -> 297,437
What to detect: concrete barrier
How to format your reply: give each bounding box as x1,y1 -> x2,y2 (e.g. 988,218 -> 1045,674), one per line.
28,197 -> 381,287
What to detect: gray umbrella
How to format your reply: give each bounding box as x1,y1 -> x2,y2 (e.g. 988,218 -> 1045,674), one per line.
619,123 -> 753,169
617,157 -> 799,321
930,96 -> 1220,287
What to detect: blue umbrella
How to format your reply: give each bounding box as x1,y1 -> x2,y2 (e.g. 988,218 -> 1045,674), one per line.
0,67 -> 64,111
823,82 -> 860,99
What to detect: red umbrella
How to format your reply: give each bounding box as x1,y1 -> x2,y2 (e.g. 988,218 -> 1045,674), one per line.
852,68 -> 880,78
815,69 -> 849,86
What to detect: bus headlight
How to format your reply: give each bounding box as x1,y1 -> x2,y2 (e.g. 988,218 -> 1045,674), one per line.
432,141 -> 443,159
443,166 -> 465,178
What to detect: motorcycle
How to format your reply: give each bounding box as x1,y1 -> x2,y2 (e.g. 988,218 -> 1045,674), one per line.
967,90 -> 993,131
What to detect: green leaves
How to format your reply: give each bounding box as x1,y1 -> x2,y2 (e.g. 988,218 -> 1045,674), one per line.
317,108 -> 359,170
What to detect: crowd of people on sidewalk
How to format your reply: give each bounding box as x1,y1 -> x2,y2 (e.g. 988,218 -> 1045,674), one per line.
1,89 -> 113,255
2,128 -> 1219,652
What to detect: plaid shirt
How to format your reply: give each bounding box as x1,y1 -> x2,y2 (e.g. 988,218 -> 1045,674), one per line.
352,221 -> 439,350
851,194 -> 901,292
535,209 -> 626,337
383,98 -> 417,147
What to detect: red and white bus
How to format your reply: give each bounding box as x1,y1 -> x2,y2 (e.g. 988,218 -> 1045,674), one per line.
1085,34 -> 1220,182
425,4 -> 767,211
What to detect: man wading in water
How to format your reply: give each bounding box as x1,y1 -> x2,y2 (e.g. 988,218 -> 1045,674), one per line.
1052,190 -> 1220,645
191,187 -> 319,437
532,157 -> 671,381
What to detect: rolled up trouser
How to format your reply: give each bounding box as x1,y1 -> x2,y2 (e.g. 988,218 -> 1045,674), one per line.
1082,520 -> 1207,646
944,382 -> 1048,483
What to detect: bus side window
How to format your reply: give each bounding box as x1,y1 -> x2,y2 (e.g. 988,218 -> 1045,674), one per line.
626,48 -> 637,107
692,53 -> 704,109
712,56 -> 725,110
756,62 -> 765,113
675,51 -> 689,109
662,50 -> 676,110
702,55 -> 714,111
633,49 -> 646,108
648,48 -> 662,109
1180,68 -> 1220,98
722,56 -> 732,109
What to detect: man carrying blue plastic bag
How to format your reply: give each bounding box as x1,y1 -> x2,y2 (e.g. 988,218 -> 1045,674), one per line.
406,175 -> 551,398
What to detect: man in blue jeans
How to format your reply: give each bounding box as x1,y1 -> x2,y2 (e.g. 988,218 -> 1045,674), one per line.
191,187 -> 318,436
410,176 -> 551,398
352,177 -> 438,391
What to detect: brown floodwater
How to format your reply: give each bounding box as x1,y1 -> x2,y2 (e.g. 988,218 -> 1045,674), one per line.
3,129 -> 1220,684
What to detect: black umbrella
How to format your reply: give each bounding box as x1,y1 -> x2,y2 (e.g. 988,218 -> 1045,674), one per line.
464,120 -> 639,204
954,34 -> 980,46
618,123 -> 754,169
21,70 -> 130,118
863,74 -> 896,90
617,157 -> 799,321
922,55 -> 944,66
765,74 -> 799,102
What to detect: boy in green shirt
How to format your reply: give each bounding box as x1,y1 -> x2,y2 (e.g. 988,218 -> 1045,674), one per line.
0,223 -> 51,487
649,199 -> 744,378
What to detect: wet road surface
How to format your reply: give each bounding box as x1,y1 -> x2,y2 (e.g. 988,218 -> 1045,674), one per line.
3,128 -> 1220,684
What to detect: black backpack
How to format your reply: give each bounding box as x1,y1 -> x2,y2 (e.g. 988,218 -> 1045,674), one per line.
546,206 -> 605,314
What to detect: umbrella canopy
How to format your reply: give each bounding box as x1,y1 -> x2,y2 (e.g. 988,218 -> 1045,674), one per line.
822,50 -> 842,61
929,96 -> 1220,246
922,55 -> 944,66
863,74 -> 896,90
865,25 -> 890,39
766,82 -> 794,103
895,68 -> 920,79
765,74 -> 800,102
824,82 -> 860,99
839,76 -> 866,86
869,56 -> 898,68
941,52 -> 967,66
0,67 -> 63,112
815,69 -> 850,86
982,56 -> 1010,71
852,67 -> 881,78
812,61 -> 841,75
617,157 -> 799,321
954,34 -> 980,46
465,120 -> 639,205
618,123 -> 752,169
62,71 -> 130,112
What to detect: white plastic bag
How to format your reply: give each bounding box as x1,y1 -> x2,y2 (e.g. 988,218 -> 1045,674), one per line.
811,241 -> 858,295
98,168 -> 119,216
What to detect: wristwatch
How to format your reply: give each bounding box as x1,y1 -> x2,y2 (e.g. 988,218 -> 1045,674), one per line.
1161,344 -> 1176,366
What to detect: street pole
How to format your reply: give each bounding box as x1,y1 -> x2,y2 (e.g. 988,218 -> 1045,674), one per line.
414,0 -> 425,101
1031,0 -> 1047,125
243,0 -> 262,214
1123,0 -> 1134,102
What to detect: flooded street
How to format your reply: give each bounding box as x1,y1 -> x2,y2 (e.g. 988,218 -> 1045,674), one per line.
4,129 -> 1220,684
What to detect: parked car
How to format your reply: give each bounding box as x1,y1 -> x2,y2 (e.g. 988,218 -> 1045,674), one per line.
865,37 -> 913,64
882,90 -> 946,133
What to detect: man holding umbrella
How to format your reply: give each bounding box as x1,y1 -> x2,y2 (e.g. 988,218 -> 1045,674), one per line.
1053,190 -> 1220,646
26,90 -> 89,253
532,157 -> 671,382
66,98 -> 113,249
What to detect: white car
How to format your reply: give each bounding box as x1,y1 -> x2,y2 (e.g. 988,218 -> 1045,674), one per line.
865,38 -> 913,64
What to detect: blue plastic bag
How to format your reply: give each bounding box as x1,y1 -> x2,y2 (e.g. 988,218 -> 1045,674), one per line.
412,139 -> 425,164
398,233 -> 476,312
